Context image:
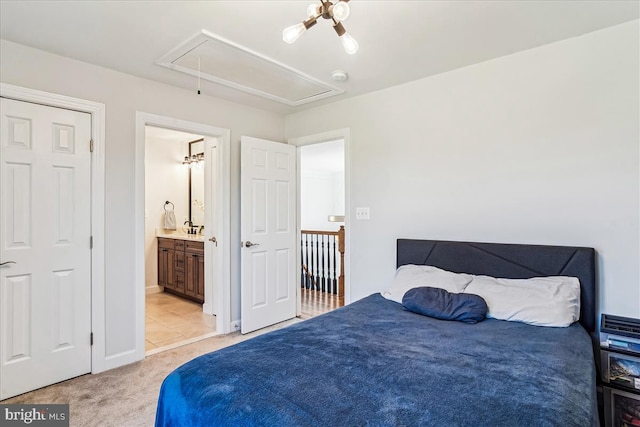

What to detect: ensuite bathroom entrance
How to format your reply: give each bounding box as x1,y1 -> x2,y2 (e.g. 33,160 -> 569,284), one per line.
143,125 -> 217,353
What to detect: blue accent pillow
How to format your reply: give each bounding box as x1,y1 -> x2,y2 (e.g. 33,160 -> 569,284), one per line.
402,287 -> 488,324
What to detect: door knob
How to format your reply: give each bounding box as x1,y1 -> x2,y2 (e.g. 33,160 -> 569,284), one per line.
209,236 -> 217,247
0,261 -> 16,267
244,241 -> 260,248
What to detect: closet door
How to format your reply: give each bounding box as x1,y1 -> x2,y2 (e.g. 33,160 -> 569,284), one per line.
0,98 -> 92,399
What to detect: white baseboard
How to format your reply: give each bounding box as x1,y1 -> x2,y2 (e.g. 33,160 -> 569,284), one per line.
202,302 -> 213,315
101,348 -> 142,372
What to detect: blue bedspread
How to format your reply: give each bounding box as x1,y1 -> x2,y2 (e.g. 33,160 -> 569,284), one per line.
156,294 -> 598,426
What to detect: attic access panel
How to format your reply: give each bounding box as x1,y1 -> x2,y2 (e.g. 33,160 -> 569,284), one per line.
157,30 -> 343,106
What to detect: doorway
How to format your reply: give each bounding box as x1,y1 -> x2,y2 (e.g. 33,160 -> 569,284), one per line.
299,139 -> 346,317
143,126 -> 216,353
134,113 -> 231,359
289,128 -> 351,315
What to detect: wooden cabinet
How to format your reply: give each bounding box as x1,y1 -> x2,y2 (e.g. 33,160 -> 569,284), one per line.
185,241 -> 205,301
157,237 -> 204,303
158,238 -> 175,291
174,240 -> 186,294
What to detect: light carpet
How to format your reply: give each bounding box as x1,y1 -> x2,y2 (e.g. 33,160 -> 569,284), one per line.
2,319 -> 301,427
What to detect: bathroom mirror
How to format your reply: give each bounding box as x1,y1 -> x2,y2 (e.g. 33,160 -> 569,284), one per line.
189,139 -> 205,227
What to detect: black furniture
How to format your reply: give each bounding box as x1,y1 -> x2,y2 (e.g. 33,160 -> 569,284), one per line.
599,314 -> 640,427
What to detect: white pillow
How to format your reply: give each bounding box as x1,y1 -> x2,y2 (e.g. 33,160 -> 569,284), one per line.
463,275 -> 581,327
381,265 -> 473,304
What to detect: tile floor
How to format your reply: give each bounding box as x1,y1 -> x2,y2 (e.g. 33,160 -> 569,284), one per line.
145,292 -> 216,352
146,288 -> 341,352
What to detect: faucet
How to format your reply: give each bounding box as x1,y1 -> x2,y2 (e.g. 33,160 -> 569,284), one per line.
199,225 -> 204,235
184,220 -> 194,234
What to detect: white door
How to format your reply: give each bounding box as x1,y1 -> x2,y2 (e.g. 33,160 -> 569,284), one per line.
240,136 -> 296,334
0,98 -> 92,399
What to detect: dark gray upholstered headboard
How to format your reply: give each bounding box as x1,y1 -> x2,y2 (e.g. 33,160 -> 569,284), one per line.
397,239 -> 597,335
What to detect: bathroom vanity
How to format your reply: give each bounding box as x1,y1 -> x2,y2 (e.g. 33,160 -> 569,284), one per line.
157,235 -> 204,303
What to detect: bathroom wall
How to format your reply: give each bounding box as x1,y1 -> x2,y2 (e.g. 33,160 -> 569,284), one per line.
144,129 -> 194,289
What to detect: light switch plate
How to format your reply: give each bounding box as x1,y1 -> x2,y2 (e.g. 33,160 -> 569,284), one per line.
355,207 -> 370,220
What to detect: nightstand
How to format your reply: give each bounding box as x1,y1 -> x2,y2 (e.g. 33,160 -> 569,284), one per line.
599,314 -> 640,427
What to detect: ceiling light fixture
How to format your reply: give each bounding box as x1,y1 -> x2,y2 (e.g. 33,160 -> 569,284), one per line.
283,0 -> 359,55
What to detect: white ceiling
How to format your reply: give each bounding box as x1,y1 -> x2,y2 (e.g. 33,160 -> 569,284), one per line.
1,1 -> 637,115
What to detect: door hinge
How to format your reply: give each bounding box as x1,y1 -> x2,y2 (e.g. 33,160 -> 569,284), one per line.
90,139 -> 94,153
90,332 -> 94,346
90,236 -> 93,249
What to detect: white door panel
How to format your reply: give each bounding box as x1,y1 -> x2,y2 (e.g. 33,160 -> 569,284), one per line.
0,98 -> 92,399
241,136 -> 296,334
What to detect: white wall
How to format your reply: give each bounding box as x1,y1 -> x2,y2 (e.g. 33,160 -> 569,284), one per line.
0,39 -> 285,362
301,169 -> 334,230
300,171 -> 345,231
300,140 -> 345,231
144,135 -> 190,289
286,21 -> 640,318
331,170 -> 345,218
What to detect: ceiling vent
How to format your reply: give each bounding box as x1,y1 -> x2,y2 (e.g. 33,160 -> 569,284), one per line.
157,30 -> 344,106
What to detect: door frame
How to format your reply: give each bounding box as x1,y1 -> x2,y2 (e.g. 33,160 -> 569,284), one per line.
134,113 -> 231,353
0,82 -> 107,373
287,128 -> 351,309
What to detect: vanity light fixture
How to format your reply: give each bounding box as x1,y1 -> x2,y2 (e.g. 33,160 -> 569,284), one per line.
283,0 -> 358,55
182,153 -> 204,168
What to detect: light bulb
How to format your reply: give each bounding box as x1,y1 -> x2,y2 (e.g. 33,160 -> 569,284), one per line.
332,1 -> 350,21
340,32 -> 359,54
307,3 -> 319,18
283,23 -> 306,44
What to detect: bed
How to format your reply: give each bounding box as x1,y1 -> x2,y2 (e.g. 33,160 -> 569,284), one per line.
155,239 -> 599,426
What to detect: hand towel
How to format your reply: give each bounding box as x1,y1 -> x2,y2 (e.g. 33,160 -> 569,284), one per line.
164,210 -> 176,230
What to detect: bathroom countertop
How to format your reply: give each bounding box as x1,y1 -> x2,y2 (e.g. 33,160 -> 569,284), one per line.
156,232 -> 205,242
